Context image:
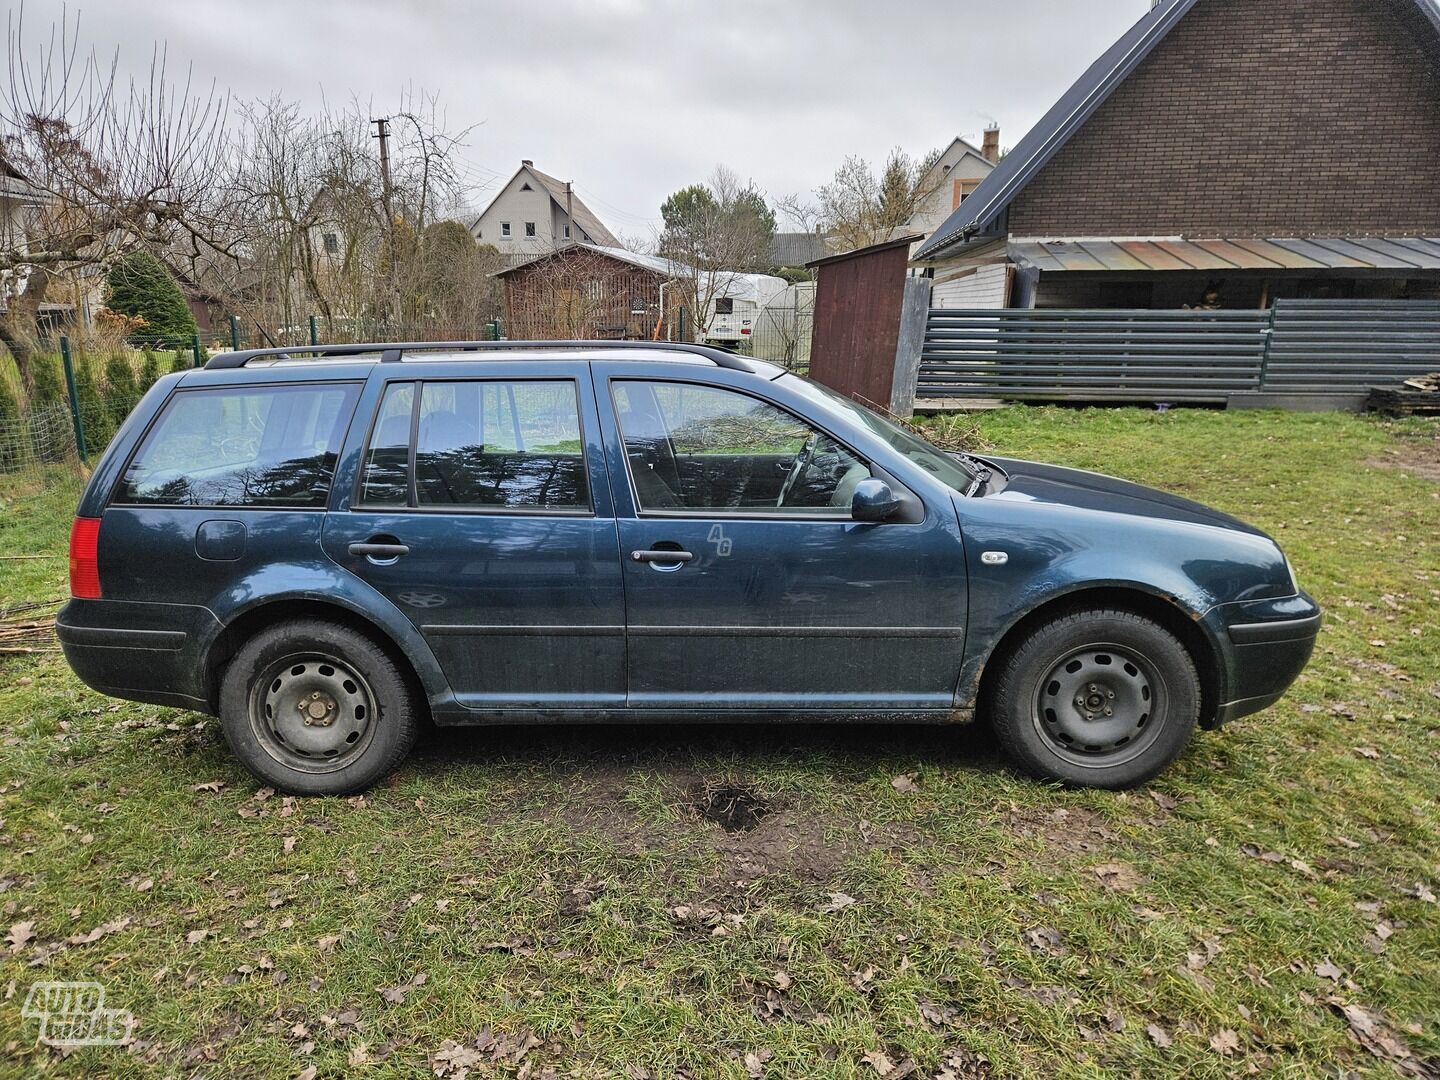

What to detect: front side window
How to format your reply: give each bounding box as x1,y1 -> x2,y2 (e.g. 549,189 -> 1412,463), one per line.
500,222 -> 511,237
116,383 -> 360,508
524,221 -> 537,238
359,380 -> 589,511
612,381 -> 870,515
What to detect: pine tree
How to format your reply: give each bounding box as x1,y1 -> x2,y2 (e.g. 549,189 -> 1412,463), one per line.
105,252 -> 199,344
139,348 -> 161,391
104,354 -> 140,428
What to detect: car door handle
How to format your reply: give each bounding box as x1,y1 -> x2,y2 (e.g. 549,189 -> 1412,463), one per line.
349,542 -> 410,558
631,549 -> 694,564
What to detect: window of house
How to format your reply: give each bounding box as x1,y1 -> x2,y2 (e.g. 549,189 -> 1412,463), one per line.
501,222 -> 511,237
520,182 -> 533,191
322,232 -> 339,255
611,381 -> 870,515
952,179 -> 981,209
359,380 -> 589,512
563,224 -> 571,239
525,222 -> 537,238
116,383 -> 360,508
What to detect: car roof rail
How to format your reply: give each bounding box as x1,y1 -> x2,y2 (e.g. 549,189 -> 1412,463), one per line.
203,339 -> 757,373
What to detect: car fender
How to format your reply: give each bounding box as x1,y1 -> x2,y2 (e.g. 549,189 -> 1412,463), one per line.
196,557 -> 457,709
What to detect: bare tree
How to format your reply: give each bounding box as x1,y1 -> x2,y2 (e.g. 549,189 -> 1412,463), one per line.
0,8 -> 228,388
813,146 -> 943,254
657,165 -> 775,341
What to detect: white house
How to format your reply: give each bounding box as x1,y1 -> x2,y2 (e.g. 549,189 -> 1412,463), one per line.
469,161 -> 620,265
907,131 -> 1000,243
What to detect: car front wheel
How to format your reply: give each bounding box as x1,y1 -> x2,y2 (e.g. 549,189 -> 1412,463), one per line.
219,619 -> 420,795
988,608 -> 1200,789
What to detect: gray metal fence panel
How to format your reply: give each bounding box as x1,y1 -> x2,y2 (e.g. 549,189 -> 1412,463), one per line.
916,300 -> 1440,402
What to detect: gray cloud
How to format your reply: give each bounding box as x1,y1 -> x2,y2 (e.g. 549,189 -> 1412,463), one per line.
20,0 -> 1150,232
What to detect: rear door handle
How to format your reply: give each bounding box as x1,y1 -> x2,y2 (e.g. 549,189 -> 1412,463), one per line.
349,542 -> 410,558
631,549 -> 694,564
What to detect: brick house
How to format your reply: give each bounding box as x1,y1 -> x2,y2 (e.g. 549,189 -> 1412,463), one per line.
914,0 -> 1440,309
497,244 -> 688,341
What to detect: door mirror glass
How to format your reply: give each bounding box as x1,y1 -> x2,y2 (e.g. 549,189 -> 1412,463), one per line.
851,478 -> 900,522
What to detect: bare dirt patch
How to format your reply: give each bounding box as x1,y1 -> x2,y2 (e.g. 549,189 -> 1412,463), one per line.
1368,431 -> 1440,481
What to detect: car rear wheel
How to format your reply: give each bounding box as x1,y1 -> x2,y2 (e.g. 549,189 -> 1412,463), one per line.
220,619 -> 419,795
988,608 -> 1200,789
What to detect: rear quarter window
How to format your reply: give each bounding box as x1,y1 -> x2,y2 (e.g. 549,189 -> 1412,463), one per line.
114,382 -> 361,508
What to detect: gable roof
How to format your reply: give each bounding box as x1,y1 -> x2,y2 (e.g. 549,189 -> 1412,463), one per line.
493,243 -> 692,279
470,162 -> 620,247
914,0 -> 1440,260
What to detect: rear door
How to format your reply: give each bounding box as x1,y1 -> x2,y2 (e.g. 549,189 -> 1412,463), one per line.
321,364 -> 626,712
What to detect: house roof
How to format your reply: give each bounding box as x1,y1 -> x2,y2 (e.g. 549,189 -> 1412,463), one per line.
914,0 -> 1440,261
1010,236 -> 1440,273
494,243 -> 691,279
769,231 -> 831,267
471,162 -> 620,247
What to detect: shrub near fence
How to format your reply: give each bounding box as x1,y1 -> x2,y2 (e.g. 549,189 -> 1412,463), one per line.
0,335 -> 199,483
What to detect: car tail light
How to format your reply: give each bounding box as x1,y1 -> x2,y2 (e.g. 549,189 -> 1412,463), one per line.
69,517 -> 102,599
740,328 -> 751,335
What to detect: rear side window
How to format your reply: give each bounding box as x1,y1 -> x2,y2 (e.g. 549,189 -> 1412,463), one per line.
115,383 -> 360,508
358,380 -> 589,511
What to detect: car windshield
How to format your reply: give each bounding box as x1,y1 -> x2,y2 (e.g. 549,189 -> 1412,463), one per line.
780,375 -> 980,493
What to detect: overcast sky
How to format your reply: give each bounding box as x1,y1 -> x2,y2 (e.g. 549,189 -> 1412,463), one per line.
18,0 -> 1151,238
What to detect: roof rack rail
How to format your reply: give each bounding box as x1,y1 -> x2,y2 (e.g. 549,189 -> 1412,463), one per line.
204,339 -> 757,373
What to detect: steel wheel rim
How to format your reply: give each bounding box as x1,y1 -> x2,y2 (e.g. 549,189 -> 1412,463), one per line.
1031,642 -> 1168,769
249,652 -> 377,774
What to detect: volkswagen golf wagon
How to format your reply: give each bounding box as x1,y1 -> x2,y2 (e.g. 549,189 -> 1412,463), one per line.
58,341 -> 1320,794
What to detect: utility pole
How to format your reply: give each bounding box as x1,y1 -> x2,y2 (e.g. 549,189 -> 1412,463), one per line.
372,116 -> 399,327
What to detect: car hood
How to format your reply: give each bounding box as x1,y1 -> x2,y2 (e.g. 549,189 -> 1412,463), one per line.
983,456 -> 1270,537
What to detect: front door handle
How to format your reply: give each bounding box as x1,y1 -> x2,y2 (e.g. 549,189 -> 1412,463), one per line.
349,541 -> 410,559
631,549 -> 694,564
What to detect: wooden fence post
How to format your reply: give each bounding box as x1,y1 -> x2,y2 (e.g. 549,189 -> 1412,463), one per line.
889,278 -> 931,418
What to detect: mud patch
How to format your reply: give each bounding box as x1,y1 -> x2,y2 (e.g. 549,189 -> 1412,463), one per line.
1000,804 -> 1120,864
691,782 -> 770,832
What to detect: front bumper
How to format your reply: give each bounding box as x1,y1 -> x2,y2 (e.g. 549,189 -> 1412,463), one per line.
1204,591 -> 1322,726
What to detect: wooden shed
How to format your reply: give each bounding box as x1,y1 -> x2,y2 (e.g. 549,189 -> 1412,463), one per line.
806,235 -> 923,409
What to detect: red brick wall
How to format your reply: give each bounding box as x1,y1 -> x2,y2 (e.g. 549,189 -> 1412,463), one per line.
1009,0 -> 1440,238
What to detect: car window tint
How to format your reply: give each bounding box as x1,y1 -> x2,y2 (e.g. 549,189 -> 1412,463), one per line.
613,380 -> 868,514
360,380 -> 589,511
115,383 -> 359,508
361,382 -> 414,506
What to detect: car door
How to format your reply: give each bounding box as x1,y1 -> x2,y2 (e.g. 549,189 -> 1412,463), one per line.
597,373 -> 968,713
321,364 -> 625,712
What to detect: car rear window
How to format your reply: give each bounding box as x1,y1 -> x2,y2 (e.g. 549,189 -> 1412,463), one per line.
359,379 -> 589,511
114,383 -> 360,508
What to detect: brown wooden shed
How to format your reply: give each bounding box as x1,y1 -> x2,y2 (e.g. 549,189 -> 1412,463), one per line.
806,235 -> 923,408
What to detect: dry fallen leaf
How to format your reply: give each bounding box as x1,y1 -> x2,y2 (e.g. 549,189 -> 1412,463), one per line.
819,892 -> 856,913
186,928 -> 211,945
6,920 -> 34,955
890,773 -> 919,794
1209,1029 -> 1241,1056
1146,1023 -> 1173,1049
862,1048 -> 895,1075
1314,959 -> 1344,982
317,934 -> 342,954
282,836 -> 297,854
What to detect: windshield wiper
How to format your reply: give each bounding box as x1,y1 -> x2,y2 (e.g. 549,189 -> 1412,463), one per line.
961,455 -> 993,497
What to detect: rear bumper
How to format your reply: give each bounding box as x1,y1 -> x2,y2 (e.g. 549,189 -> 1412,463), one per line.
1205,592 -> 1321,726
56,599 -> 220,712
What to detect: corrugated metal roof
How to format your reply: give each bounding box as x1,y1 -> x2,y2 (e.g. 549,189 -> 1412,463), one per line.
1010,237 -> 1440,273
914,0 -> 1440,261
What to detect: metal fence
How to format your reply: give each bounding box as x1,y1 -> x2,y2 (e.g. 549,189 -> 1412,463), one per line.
917,299 -> 1440,404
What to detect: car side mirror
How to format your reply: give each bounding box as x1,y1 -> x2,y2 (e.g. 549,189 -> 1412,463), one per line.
851,478 -> 900,522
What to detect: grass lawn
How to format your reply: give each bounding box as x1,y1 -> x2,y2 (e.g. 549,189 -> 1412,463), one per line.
1,406 -> 1437,1079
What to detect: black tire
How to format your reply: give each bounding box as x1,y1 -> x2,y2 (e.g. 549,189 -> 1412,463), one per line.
219,619 -> 420,795
987,608 -> 1200,789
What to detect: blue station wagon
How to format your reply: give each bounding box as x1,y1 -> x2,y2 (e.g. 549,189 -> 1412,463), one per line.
58,341 -> 1321,794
